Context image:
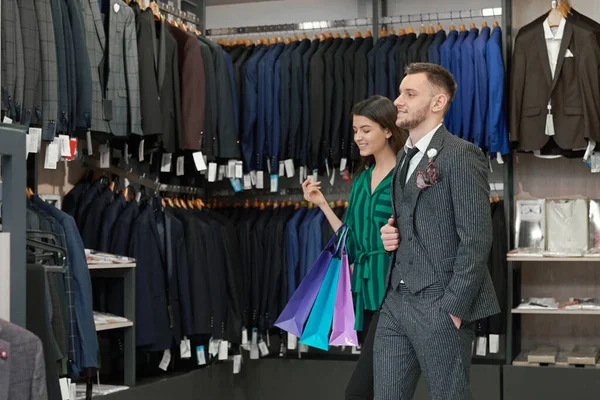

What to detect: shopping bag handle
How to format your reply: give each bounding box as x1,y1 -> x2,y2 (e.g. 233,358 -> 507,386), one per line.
334,225 -> 349,255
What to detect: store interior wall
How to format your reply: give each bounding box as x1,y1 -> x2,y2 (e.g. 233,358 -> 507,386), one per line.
206,0 -> 503,30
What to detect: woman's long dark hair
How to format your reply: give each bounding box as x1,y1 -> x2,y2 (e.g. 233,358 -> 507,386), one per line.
351,95 -> 407,173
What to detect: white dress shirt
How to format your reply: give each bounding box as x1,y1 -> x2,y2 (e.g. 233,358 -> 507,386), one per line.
402,123 -> 442,184
543,17 -> 566,79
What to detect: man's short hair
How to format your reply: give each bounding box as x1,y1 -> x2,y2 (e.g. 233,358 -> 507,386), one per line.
405,63 -> 457,104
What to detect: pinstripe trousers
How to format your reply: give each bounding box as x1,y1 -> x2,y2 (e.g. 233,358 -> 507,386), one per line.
373,284 -> 475,400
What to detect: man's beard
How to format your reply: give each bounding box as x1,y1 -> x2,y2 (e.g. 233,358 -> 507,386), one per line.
396,106 -> 427,130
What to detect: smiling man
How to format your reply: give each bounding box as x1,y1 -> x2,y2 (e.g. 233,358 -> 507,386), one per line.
375,63 -> 500,400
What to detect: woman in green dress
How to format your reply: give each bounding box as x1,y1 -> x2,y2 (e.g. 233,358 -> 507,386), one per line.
302,95 -> 406,400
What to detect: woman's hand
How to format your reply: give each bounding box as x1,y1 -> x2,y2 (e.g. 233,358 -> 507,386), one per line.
302,179 -> 327,207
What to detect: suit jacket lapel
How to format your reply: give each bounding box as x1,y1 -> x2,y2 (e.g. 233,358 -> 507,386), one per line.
409,126 -> 448,215
535,23 -> 552,87
149,10 -> 159,78
391,151 -> 407,219
89,0 -> 106,51
0,338 -> 10,400
551,20 -> 573,93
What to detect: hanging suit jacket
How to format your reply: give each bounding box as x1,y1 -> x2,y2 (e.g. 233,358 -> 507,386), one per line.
138,14 -> 183,152
242,45 -> 268,171
510,14 -> 600,151
0,319 -> 47,400
60,0 -> 77,134
105,0 -> 142,137
407,33 -> 427,66
352,36 -> 374,161
331,37 -> 354,166
322,38 -> 343,167
375,35 -> 397,98
310,38 -> 334,171
64,0 -> 92,132
234,45 -> 255,143
395,32 -> 416,87
342,37 -> 364,161
17,0 -> 42,128
98,194 -> 126,253
49,0 -> 69,133
486,26 -> 509,156
367,37 -> 386,97
1,0 -> 25,121
388,35 -> 405,100
109,199 -> 139,257
197,39 -> 217,158
440,30 -> 458,128
428,30 -> 447,65
278,41 -> 300,162
289,39 -> 311,163
473,26 -> 490,149
261,42 -> 285,172
299,39 -> 320,167
449,30 -> 468,136
461,28 -> 479,142
419,33 -> 435,62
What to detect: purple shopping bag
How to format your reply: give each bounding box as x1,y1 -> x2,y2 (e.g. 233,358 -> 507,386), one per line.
329,251 -> 358,346
274,225 -> 347,338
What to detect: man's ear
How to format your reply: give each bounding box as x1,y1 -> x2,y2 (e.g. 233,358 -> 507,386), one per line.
431,93 -> 448,113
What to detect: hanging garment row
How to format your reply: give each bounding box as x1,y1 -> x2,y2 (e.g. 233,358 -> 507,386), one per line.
25,194 -> 99,379
510,6 -> 600,159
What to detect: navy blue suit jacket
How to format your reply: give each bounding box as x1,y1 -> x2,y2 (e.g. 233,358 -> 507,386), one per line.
461,28 -> 479,141
289,39 -> 311,163
486,27 -> 509,156
472,26 -> 490,149
368,37 -> 386,97
428,30 -> 447,65
375,35 -> 397,97
388,35 -> 405,100
440,30 -> 458,128
448,30 -> 468,136
242,45 -> 268,171
299,40 -> 320,167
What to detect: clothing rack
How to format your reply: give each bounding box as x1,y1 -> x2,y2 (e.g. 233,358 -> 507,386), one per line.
157,1 -> 201,27
205,7 -> 503,37
80,157 -> 203,195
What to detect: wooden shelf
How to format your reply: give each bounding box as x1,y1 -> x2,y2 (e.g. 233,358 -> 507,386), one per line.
507,256 -> 600,262
95,320 -> 134,331
88,263 -> 136,270
512,308 -> 600,315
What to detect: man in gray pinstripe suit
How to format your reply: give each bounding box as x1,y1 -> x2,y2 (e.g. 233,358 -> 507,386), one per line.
375,63 -> 500,400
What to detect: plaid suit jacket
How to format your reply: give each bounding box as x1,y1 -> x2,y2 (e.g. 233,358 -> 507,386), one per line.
106,0 -> 142,136
33,0 -> 58,140
1,0 -> 25,120
16,0 -> 42,127
0,319 -> 47,400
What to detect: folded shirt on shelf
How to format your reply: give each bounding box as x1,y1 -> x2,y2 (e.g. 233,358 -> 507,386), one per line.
517,297 -> 559,309
93,312 -> 130,325
560,298 -> 600,310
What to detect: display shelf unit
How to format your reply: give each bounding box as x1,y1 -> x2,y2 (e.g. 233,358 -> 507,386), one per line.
507,256 -> 600,262
89,261 -> 136,387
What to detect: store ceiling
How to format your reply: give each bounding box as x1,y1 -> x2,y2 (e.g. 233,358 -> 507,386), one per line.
207,0 -> 279,5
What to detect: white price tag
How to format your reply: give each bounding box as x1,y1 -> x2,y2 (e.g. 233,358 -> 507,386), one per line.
476,337 -> 487,357
124,143 -> 129,164
86,130 -> 93,155
159,349 -> 171,371
180,338 -> 191,359
176,156 -> 184,176
299,344 -> 309,353
250,170 -> 257,186
227,160 -> 236,178
2,116 -> 13,124
496,152 -> 504,165
250,329 -> 259,359
284,159 -> 295,178
258,340 -> 269,357
299,166 -> 305,184
59,377 -> 70,400
312,169 -> 318,183
208,162 -> 218,182
218,340 -> 229,360
139,139 -> 145,161
161,153 -> 172,172
28,128 -> 41,153
209,338 -> 220,357
279,162 -> 285,177
197,346 -> 207,366
256,171 -> 264,189
235,161 -> 243,178
59,135 -> 71,157
193,151 -> 207,171
325,160 -> 330,177
270,174 -> 278,193
99,144 -> 110,169
243,174 -> 252,190
489,334 -> 500,354
340,158 -> 348,171
242,329 -> 249,345
330,168 -> 336,185
233,354 -> 242,374
218,165 -> 225,181
287,333 -> 297,350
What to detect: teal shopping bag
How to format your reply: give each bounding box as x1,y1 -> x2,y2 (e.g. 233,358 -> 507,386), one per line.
298,255 -> 342,351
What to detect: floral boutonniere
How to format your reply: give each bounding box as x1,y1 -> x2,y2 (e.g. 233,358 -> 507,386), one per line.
416,148 -> 440,190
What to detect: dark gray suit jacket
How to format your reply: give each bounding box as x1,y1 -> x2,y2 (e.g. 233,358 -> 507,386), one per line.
0,319 -> 47,400
49,0 -> 69,133
1,0 -> 25,120
387,125 -> 500,322
17,0 -> 42,127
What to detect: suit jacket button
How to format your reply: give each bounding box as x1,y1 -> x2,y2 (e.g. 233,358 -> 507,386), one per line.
0,350 -> 7,360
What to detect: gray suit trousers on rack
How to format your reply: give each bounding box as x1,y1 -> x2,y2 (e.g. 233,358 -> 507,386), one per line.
374,126 -> 500,400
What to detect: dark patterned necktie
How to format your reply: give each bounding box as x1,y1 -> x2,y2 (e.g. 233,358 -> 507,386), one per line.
399,147 -> 420,189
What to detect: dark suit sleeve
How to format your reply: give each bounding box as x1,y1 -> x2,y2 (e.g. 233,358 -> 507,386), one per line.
439,143 -> 493,320
580,33 -> 600,142
288,44 -> 304,163
331,42 -> 347,166
509,33 -> 527,146
49,0 -> 68,133
215,47 -> 239,159
137,14 -> 162,136
310,48 -> 327,170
